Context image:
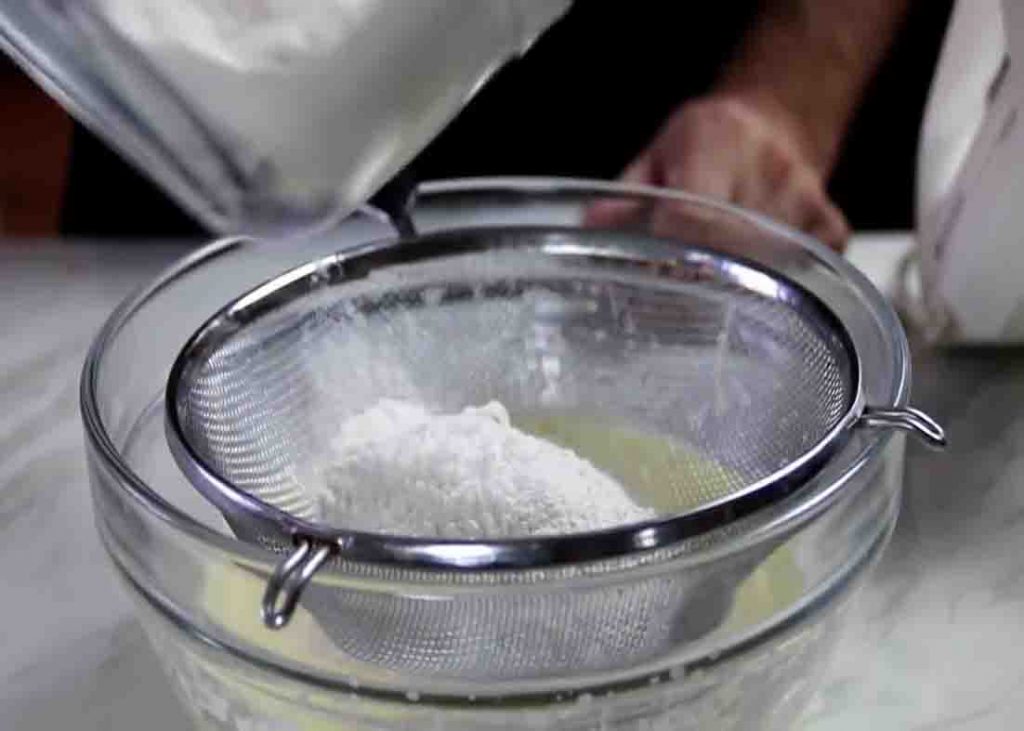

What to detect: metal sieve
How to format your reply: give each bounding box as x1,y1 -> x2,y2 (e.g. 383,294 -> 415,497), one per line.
164,225 -> 944,682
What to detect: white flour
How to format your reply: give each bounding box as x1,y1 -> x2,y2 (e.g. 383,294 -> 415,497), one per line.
314,399 -> 654,538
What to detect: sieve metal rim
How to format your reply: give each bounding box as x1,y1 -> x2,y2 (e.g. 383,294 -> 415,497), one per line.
164,226 -> 945,626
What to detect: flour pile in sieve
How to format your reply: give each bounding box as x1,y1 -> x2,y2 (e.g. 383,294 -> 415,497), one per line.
311,399 -> 654,538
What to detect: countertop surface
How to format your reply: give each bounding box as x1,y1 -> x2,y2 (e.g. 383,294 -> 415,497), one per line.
2,235 -> 1023,730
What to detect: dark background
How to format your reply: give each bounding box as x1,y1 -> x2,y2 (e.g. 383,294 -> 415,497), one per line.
60,0 -> 955,238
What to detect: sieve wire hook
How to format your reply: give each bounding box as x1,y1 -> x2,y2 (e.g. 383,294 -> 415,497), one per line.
261,539 -> 333,629
368,170 -> 418,238
860,406 -> 947,450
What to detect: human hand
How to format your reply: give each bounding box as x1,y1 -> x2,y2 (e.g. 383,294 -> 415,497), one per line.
588,94 -> 850,250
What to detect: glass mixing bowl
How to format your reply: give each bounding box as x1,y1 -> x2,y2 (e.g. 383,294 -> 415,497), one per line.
82,179 -> 911,730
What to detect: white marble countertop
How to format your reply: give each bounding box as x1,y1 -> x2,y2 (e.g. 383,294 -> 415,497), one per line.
2,235 -> 1023,730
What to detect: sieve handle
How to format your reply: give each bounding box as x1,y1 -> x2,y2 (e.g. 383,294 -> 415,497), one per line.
367,169 -> 418,238
261,539 -> 333,629
860,406 -> 947,449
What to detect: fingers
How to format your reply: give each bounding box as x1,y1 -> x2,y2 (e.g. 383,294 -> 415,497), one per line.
668,155 -> 849,250
685,140 -> 850,250
621,155 -> 656,186
582,155 -> 655,229
735,137 -> 796,214
805,196 -> 850,250
657,109 -> 745,202
588,95 -> 852,250
663,152 -> 737,202
751,163 -> 850,250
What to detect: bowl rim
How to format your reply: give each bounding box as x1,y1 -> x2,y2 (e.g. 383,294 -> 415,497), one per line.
81,177 -> 909,576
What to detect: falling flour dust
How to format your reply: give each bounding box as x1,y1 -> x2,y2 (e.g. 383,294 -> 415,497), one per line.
313,399 -> 654,538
